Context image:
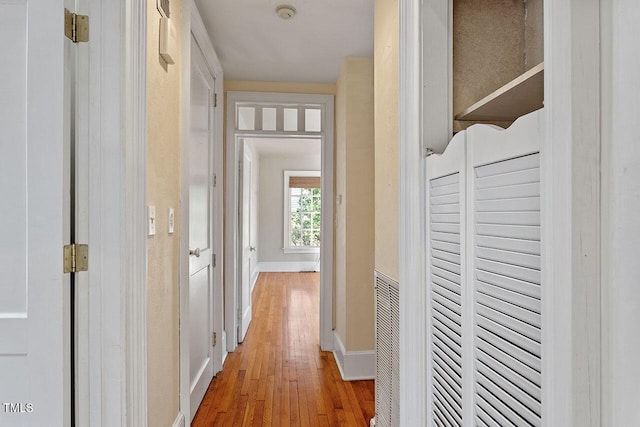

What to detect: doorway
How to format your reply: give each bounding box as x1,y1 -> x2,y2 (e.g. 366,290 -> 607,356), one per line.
225,92 -> 335,353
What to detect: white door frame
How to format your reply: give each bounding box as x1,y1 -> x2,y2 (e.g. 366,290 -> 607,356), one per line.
225,91 -> 335,353
76,0 -> 151,425
179,2 -> 225,423
399,0 -> 603,425
64,0 -> 148,425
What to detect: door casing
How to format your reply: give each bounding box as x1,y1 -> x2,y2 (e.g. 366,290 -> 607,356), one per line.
225,91 -> 335,353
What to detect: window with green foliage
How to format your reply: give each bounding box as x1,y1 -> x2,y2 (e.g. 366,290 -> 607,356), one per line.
284,171 -> 321,252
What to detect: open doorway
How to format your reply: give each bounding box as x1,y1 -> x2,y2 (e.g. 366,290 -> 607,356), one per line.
244,138 -> 322,272
225,92 -> 335,353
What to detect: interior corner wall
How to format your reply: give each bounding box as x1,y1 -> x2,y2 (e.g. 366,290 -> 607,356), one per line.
374,0 -> 399,282
334,57 -> 375,353
146,1 -> 182,425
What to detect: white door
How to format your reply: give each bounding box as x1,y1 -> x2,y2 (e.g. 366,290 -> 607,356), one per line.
238,150 -> 252,342
188,36 -> 215,418
0,1 -> 70,426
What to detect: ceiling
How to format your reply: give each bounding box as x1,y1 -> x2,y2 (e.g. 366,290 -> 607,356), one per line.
194,0 -> 374,84
244,137 -> 321,156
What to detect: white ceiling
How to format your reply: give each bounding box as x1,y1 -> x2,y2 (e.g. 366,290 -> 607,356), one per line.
244,137 -> 321,157
194,0 -> 374,84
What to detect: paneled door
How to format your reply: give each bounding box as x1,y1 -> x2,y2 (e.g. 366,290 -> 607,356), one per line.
238,150 -> 252,342
0,1 -> 70,425
188,35 -> 215,419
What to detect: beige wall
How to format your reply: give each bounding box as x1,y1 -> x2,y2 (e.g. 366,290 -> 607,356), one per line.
374,0 -> 399,281
334,57 -> 375,352
147,1 -> 182,426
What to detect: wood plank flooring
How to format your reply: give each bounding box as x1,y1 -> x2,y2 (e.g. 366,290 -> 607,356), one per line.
192,272 -> 375,426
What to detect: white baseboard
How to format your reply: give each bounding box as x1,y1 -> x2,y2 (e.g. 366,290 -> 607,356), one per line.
172,412 -> 185,427
332,331 -> 375,381
250,268 -> 259,290
257,261 -> 319,272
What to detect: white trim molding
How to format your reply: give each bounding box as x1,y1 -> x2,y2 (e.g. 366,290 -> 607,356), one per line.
256,261 -> 320,273
333,332 -> 375,381
171,412 -> 186,427
543,0 -> 602,425
399,0 -> 428,425
124,0 -> 148,425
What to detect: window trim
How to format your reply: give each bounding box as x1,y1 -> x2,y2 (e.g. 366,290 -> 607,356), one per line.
283,170 -> 321,253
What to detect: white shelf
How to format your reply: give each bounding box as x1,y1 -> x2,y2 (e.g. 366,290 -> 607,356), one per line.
455,62 -> 544,122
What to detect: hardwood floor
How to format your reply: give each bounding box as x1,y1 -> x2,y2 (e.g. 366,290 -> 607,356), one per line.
192,272 -> 375,426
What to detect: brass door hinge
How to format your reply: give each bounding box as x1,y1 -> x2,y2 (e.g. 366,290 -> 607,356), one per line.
212,332 -> 217,347
65,9 -> 89,43
64,244 -> 89,273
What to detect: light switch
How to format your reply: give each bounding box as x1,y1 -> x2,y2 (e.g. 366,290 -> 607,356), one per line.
148,205 -> 156,236
168,208 -> 175,234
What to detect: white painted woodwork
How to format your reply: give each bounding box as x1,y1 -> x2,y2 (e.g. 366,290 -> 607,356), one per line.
226,91 -> 335,353
601,1 -> 640,426
425,132 -> 466,427
0,0 -> 68,425
238,151 -> 252,341
124,0 -> 149,425
399,0 -> 429,424
187,34 -> 215,419
543,0 -> 602,425
455,63 -> 544,122
424,110 -> 544,427
180,3 -> 225,422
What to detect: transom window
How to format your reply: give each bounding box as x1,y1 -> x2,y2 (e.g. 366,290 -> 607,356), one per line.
284,171 -> 321,253
236,104 -> 323,133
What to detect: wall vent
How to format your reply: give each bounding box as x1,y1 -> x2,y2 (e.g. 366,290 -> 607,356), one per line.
375,271 -> 400,427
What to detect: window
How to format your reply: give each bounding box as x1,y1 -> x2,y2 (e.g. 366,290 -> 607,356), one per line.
284,171 -> 321,253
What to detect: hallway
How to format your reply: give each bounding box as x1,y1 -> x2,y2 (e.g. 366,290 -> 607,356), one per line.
192,272 -> 375,426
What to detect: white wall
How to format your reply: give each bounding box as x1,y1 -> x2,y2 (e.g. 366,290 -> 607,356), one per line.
257,152 -> 321,267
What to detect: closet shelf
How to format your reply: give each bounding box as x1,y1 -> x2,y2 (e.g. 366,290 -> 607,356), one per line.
455,62 -> 544,122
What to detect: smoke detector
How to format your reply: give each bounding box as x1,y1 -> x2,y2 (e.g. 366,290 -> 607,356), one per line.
276,5 -> 296,20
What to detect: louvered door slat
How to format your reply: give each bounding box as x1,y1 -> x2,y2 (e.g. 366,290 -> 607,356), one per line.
476,182 -> 540,200
476,304 -> 540,343
476,281 -> 540,313
476,318 -> 542,361
476,247 -> 540,269
476,211 -> 540,226
476,258 -> 540,285
476,270 -> 540,299
476,196 -> 540,212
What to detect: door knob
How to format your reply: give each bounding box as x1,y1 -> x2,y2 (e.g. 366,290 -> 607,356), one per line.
249,246 -> 256,251
189,248 -> 201,257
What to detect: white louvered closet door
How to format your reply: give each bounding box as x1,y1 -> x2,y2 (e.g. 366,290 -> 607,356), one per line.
426,132 -> 468,427
426,110 -> 545,427
468,112 -> 543,427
